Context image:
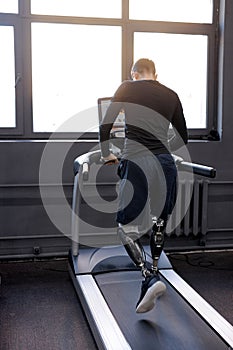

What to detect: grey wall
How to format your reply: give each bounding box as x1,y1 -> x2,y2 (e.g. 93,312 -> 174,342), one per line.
1,0 -> 233,258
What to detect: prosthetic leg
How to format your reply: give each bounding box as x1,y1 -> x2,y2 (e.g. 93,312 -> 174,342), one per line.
118,220 -> 167,313
117,226 -> 150,277
118,217 -> 165,276
150,217 -> 165,273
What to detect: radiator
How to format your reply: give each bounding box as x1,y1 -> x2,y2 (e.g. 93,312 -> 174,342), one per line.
73,177 -> 210,247
166,180 -> 209,237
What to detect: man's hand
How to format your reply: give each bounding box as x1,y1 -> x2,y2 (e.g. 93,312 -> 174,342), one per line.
101,153 -> 119,165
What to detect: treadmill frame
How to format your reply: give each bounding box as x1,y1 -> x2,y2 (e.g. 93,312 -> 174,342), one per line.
69,151 -> 233,350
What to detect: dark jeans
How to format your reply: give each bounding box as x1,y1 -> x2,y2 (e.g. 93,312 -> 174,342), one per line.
116,153 -> 177,228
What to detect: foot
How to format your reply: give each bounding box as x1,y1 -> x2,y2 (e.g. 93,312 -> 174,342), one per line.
136,274 -> 166,313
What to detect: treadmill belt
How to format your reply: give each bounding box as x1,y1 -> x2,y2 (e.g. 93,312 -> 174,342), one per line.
95,271 -> 229,350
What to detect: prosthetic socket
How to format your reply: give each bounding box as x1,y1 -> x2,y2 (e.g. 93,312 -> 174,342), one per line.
118,217 -> 165,276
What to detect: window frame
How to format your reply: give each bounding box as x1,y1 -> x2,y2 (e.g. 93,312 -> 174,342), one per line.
0,17 -> 24,136
127,21 -> 218,139
0,0 -> 221,140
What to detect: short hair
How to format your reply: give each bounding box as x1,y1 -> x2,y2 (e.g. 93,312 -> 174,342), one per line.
131,58 -> 156,75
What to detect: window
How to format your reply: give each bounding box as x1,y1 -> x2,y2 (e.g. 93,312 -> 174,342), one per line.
134,32 -> 208,129
31,23 -> 121,132
0,0 -> 220,139
31,0 -> 121,18
129,0 -> 213,23
0,0 -> 18,14
0,26 -> 16,127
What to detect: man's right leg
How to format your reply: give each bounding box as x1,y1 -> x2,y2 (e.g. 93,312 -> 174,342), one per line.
150,217 -> 165,273
117,159 -> 151,277
135,153 -> 178,313
117,157 -> 166,313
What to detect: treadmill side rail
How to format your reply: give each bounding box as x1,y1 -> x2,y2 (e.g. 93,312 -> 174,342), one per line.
77,275 -> 132,350
160,269 -> 233,349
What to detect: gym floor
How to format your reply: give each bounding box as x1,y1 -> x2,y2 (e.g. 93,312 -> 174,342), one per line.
169,250 -> 233,325
0,250 -> 232,350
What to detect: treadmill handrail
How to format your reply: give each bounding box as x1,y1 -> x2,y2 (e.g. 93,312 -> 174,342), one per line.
73,150 -> 216,179
173,155 -> 216,178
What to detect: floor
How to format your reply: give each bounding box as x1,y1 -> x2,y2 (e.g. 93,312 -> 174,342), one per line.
0,250 -> 232,350
169,250 -> 233,325
0,259 -> 97,350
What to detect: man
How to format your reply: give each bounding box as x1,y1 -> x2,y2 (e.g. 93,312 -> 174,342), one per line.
99,58 -> 188,313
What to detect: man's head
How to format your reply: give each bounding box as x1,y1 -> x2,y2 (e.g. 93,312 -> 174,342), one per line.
131,58 -> 157,81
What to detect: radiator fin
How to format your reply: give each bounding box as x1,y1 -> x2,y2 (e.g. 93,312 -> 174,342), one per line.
167,180 -> 209,237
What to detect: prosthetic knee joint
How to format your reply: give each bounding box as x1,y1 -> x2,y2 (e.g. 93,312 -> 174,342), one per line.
150,217 -> 165,273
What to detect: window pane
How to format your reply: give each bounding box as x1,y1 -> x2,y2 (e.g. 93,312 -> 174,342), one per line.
134,32 -> 208,128
31,0 -> 121,18
130,0 -> 213,23
31,23 -> 121,132
0,26 -> 16,128
0,0 -> 18,13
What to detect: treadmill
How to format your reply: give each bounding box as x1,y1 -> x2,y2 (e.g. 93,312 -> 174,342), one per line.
68,99 -> 233,350
69,150 -> 233,350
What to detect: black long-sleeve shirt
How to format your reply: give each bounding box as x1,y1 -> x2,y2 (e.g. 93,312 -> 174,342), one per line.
99,79 -> 188,158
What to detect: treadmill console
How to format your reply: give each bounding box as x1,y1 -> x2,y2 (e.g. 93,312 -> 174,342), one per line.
98,97 -> 125,151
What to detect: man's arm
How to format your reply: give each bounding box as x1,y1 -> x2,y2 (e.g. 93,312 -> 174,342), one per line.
169,98 -> 188,151
99,101 -> 123,160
